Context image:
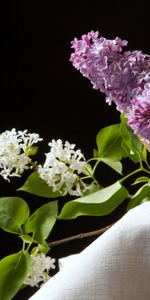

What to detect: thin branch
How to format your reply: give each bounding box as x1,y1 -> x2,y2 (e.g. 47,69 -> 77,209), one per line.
49,224 -> 113,247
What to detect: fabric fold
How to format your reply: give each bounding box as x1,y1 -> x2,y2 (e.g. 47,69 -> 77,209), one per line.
29,202 -> 150,300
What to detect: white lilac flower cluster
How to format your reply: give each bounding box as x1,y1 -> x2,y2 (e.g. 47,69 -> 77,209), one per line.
38,139 -> 87,196
24,254 -> 56,287
70,31 -> 150,144
0,128 -> 42,181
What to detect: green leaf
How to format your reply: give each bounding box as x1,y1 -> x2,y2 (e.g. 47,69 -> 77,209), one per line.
93,148 -> 99,158
20,234 -> 37,244
120,114 -> 144,163
38,241 -> 50,254
25,201 -> 58,244
101,158 -> 123,174
96,124 -> 125,174
30,242 -> 50,255
96,124 -> 125,162
141,146 -> 147,162
82,163 -> 93,176
121,140 -> 139,163
132,176 -> 150,185
0,251 -> 31,300
18,171 -> 61,198
0,197 -> 29,234
58,181 -> 128,219
83,182 -> 100,195
127,183 -> 150,211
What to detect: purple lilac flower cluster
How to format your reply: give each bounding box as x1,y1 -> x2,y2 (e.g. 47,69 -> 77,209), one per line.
127,83 -> 150,142
70,31 -> 150,144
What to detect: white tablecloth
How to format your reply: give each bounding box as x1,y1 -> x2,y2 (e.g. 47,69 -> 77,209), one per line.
29,202 -> 150,300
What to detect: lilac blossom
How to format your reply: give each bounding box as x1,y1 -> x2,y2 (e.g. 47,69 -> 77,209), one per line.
126,83 -> 150,144
38,139 -> 88,196
24,254 -> 56,287
70,31 -> 150,113
0,129 -> 42,181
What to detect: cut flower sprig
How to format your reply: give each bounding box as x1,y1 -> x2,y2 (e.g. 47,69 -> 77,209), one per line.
0,30 -> 150,300
0,121 -> 150,300
0,120 -> 149,300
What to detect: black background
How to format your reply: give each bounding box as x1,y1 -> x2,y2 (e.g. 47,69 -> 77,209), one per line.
1,1 -> 150,299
